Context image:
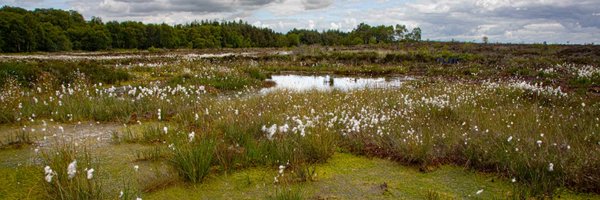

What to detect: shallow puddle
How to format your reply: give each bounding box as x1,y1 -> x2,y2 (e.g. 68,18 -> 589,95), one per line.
260,74 -> 413,93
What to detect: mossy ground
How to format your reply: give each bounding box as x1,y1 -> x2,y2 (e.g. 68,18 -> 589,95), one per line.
1,133 -> 597,199
145,152 -> 598,199
1,47 -> 599,199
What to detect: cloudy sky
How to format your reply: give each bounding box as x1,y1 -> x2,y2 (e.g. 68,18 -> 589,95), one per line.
1,0 -> 599,44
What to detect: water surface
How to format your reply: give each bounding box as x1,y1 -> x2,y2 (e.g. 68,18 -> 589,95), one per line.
261,74 -> 412,92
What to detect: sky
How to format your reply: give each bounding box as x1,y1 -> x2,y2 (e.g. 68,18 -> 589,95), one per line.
1,0 -> 599,44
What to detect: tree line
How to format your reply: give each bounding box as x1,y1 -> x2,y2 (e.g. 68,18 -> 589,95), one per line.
0,6 -> 422,52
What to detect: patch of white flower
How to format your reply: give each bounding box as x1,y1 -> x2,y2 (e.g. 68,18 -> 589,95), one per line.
67,160 -> 77,179
86,168 -> 95,179
575,65 -> 600,78
539,68 -> 556,74
420,95 -> 450,109
262,124 -> 277,140
44,166 -> 55,183
508,81 -> 566,97
188,132 -> 195,142
476,189 -> 484,195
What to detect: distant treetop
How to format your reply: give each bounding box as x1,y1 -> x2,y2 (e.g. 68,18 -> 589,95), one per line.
0,6 -> 422,52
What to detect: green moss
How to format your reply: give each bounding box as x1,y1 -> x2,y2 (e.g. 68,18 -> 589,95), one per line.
143,153 -> 599,199
0,166 -> 45,200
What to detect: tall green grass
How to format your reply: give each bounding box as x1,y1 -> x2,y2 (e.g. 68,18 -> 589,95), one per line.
169,137 -> 216,183
40,143 -> 101,200
0,130 -> 34,149
1,57 -> 598,198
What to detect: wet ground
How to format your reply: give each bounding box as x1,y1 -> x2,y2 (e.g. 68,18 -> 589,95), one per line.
0,121 -> 122,149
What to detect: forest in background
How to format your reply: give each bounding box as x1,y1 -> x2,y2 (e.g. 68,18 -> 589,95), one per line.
0,6 -> 422,52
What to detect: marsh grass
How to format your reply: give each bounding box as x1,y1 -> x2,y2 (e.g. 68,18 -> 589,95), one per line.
213,123 -> 261,171
13,78 -> 595,196
1,51 -> 599,198
169,137 -> 216,183
116,181 -> 141,200
0,61 -> 130,88
0,130 -> 34,149
167,70 -> 264,91
135,163 -> 180,193
267,188 -> 304,200
113,123 -> 173,144
134,146 -> 167,161
289,164 -> 317,182
40,143 -> 101,200
425,190 -> 442,200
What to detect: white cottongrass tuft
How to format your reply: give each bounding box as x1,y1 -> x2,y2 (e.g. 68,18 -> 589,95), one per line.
508,81 -> 567,97
278,124 -> 289,133
44,166 -> 55,183
575,65 -> 600,78
476,189 -> 484,195
278,165 -> 286,174
87,168 -> 95,180
188,132 -> 195,142
262,124 -> 277,140
274,164 -> 286,183
67,160 -> 77,179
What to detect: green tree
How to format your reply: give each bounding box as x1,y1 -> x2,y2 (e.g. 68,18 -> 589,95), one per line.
37,22 -> 72,51
321,30 -> 346,46
406,27 -> 421,42
286,33 -> 300,47
0,6 -> 423,51
2,15 -> 36,52
353,23 -> 372,44
394,24 -> 407,41
0,33 -> 4,52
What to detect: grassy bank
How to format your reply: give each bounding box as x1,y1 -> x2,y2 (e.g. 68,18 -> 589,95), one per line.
1,45 -> 599,199
0,77 -> 599,198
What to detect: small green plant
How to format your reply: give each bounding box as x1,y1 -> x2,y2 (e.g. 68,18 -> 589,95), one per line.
0,130 -> 34,149
134,146 -> 166,161
244,67 -> 269,80
291,164 -> 317,182
169,138 -> 216,183
40,143 -> 102,200
136,165 -> 179,193
117,180 -> 141,200
115,124 -> 170,144
148,46 -> 164,53
267,188 -> 304,200
425,190 -> 441,200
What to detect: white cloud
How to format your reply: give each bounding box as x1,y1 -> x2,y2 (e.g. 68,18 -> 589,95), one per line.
355,0 -> 600,43
330,22 -> 340,30
308,20 -> 315,30
99,0 -> 129,13
523,23 -> 565,32
301,0 -> 334,10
